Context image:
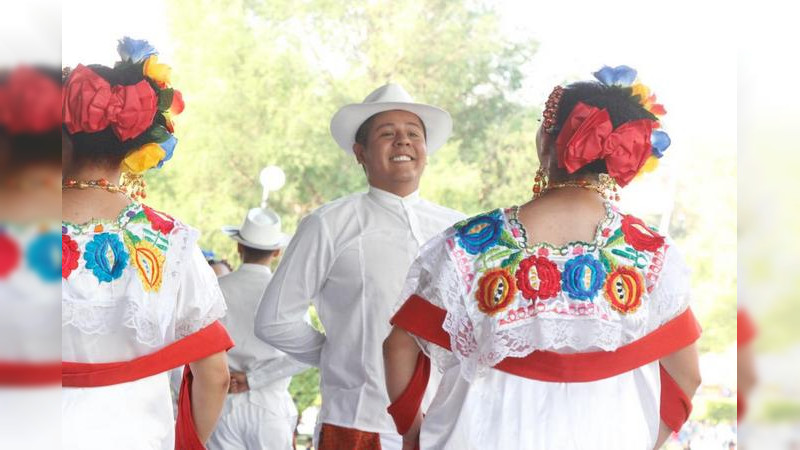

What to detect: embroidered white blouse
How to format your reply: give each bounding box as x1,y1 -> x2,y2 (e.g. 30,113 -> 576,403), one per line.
61,203 -> 227,450
255,186 -> 464,434
398,204 -> 692,450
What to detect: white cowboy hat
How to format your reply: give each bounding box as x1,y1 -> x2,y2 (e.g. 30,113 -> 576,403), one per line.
222,207 -> 291,251
330,83 -> 452,155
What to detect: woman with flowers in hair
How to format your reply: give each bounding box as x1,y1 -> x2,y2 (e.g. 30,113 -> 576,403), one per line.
0,65 -> 63,449
61,38 -> 232,450
384,66 -> 702,450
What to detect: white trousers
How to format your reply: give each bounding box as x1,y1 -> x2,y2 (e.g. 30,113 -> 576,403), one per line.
208,396 -> 297,450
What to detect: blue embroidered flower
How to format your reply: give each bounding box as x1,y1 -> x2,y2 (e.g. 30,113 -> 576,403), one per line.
562,254 -> 606,301
84,233 -> 129,283
455,211 -> 504,255
593,65 -> 638,87
117,37 -> 158,64
25,232 -> 62,283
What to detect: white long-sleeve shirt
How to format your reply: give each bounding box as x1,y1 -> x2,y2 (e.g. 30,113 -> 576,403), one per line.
219,264 -> 309,400
255,186 -> 464,433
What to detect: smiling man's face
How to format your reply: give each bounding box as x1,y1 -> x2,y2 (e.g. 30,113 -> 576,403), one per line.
353,109 -> 428,197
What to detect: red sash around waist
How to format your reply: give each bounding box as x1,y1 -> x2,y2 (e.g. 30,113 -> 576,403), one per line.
388,295 -> 700,435
0,361 -> 61,386
63,320 -> 234,450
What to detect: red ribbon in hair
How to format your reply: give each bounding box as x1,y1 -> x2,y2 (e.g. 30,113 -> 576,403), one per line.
555,102 -> 654,187
0,67 -> 62,134
62,64 -> 157,142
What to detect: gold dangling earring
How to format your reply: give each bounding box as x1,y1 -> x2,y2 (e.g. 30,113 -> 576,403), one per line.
532,166 -> 548,199
598,174 -> 619,202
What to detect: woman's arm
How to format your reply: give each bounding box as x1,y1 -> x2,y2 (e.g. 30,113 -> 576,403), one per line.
653,343 -> 702,449
383,326 -> 423,450
188,351 -> 230,443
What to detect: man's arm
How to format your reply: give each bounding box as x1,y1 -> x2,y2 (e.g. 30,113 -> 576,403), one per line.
254,214 -> 331,366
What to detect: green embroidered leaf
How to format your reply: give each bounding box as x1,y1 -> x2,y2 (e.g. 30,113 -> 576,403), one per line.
501,250 -> 523,270
599,249 -> 616,272
123,230 -> 141,247
129,211 -> 149,224
156,243 -> 168,251
499,231 -> 520,249
605,228 -> 625,247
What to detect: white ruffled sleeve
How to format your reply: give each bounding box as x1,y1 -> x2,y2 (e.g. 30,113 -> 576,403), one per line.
396,228 -> 464,371
646,237 -> 693,331
172,227 -> 227,340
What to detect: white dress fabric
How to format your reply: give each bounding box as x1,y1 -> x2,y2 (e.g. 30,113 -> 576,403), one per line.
61,203 -> 227,450
398,204 -> 692,450
255,187 -> 465,439
208,264 -> 309,450
0,223 -> 61,450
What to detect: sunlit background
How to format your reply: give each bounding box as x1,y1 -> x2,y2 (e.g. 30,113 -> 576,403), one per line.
60,0 -> 742,448
8,0 -> 800,448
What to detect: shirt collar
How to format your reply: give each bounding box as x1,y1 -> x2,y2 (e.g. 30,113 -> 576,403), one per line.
367,185 -> 421,207
238,263 -> 272,276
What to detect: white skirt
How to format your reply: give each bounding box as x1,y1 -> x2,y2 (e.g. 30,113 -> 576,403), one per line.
420,361 -> 662,450
62,372 -> 175,450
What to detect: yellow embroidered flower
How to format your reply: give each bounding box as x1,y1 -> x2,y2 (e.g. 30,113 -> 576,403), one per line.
121,143 -> 166,175
143,55 -> 172,86
126,238 -> 166,293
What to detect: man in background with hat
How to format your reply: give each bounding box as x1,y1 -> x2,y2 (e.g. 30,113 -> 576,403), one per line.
208,186 -> 310,450
255,84 -> 465,449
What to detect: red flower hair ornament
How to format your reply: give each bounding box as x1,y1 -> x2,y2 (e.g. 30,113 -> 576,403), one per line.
62,64 -> 158,142
555,102 -> 655,187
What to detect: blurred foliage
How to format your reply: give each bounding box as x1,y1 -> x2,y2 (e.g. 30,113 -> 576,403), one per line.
758,400 -> 800,422
157,0 -> 538,267
696,398 -> 736,425
289,367 -> 321,416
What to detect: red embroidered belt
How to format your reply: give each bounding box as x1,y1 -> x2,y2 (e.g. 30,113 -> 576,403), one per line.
62,321 -> 234,450
388,295 -> 701,435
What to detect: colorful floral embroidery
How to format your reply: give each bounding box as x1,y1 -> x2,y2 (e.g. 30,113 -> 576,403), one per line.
621,214 -> 664,252
455,211 -> 504,255
561,254 -> 606,301
84,233 -> 129,283
604,266 -> 645,314
26,232 -> 62,282
476,268 -> 517,316
123,230 -> 166,292
0,230 -> 21,278
62,234 -> 81,279
515,255 -> 561,301
142,205 -> 175,234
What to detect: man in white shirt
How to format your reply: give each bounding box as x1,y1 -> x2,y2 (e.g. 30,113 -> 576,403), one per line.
208,205 -> 309,450
255,84 -> 465,450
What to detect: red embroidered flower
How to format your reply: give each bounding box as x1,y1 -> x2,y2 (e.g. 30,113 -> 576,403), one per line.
604,266 -> 645,314
515,255 -> 561,301
143,205 -> 175,234
621,214 -> 664,252
0,232 -> 21,278
62,234 -> 81,279
476,269 -> 517,316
